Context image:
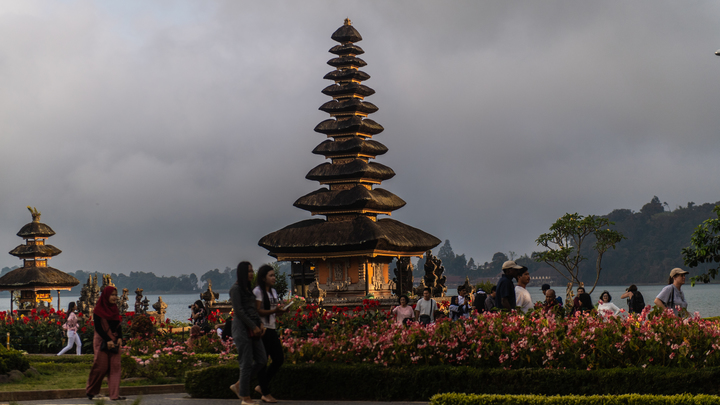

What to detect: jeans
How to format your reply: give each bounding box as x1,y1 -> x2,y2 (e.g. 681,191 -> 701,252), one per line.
233,325 -> 267,397
57,330 -> 82,355
259,328 -> 284,395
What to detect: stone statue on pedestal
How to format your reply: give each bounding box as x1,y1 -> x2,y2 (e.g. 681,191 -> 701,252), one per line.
152,296 -> 167,323
134,288 -> 144,314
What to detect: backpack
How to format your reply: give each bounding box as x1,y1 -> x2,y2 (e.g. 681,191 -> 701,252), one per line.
630,291 -> 645,313
474,291 -> 487,313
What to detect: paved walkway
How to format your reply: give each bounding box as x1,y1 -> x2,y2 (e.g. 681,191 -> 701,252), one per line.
7,393 -> 428,405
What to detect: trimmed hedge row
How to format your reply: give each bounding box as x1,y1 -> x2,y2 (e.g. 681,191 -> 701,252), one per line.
0,346 -> 29,374
185,363 -> 720,400
431,393 -> 720,405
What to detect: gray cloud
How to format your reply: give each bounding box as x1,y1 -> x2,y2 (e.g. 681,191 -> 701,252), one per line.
2,1 -> 720,276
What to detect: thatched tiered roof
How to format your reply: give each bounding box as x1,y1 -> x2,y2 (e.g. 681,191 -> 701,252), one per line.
0,208 -> 79,291
259,19 -> 439,260
0,266 -> 79,291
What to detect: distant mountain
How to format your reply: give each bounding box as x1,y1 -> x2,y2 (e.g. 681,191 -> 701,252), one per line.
577,197 -> 719,285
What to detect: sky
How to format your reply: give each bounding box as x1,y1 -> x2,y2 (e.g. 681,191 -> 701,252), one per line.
2,1 -> 720,277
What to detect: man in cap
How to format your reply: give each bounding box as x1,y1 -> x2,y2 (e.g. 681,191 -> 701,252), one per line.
496,260 -> 527,310
541,284 -> 563,306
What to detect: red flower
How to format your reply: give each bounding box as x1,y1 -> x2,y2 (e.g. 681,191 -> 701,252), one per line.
81,327 -> 87,333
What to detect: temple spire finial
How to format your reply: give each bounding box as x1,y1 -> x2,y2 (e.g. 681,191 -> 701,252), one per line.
27,206 -> 40,222
344,18 -> 351,26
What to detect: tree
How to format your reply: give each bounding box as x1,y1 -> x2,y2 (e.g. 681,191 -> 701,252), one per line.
681,204 -> 720,285
535,213 -> 625,299
271,262 -> 289,299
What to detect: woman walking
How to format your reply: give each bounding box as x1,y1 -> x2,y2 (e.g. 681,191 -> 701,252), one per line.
253,264 -> 286,403
57,301 -> 81,356
86,286 -> 125,401
229,261 -> 267,405
654,268 -> 689,315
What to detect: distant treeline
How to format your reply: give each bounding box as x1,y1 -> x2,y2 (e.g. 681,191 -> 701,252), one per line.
0,263 -> 291,297
417,196 -> 719,286
1,196 -> 716,294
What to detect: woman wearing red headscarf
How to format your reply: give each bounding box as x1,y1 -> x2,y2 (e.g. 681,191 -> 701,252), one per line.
86,286 -> 125,401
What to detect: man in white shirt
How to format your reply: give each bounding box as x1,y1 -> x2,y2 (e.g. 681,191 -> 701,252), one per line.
515,268 -> 534,313
415,287 -> 438,325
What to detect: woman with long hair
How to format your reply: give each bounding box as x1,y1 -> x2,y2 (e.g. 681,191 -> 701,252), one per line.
57,301 -> 81,355
253,264 -> 286,403
229,261 -> 267,405
597,290 -> 620,316
654,268 -> 689,315
86,286 -> 125,401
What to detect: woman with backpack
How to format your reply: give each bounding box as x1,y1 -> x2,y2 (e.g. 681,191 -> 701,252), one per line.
654,268 -> 689,316
620,284 -> 645,314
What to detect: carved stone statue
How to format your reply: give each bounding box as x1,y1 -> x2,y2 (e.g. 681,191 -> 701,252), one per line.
200,279 -> 220,308
78,274 -> 101,317
308,280 -> 326,303
134,288 -> 144,314
118,288 -> 129,315
100,274 -> 114,290
413,251 -> 447,297
152,296 -> 168,323
141,296 -> 150,314
392,257 -> 414,297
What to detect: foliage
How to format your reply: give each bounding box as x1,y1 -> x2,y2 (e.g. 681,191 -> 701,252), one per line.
582,198 -> 720,285
535,213 -> 625,295
280,305 -> 720,370
277,299 -> 389,338
430,393 -> 720,405
473,281 -> 495,295
270,262 -> 289,300
682,204 -> 720,286
186,363 -> 720,400
127,314 -> 155,338
0,308 -> 88,354
0,345 -> 29,374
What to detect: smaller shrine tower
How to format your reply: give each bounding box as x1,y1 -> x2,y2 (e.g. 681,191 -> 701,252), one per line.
0,207 -> 79,310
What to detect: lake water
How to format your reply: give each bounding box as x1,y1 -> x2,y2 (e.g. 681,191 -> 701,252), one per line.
0,284 -> 717,320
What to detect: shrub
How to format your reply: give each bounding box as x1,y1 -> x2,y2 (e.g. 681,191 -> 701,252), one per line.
430,393 -> 720,405
185,364 -> 720,399
0,345 -> 30,374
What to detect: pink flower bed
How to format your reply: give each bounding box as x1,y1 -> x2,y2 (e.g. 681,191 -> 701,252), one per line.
280,305 -> 720,369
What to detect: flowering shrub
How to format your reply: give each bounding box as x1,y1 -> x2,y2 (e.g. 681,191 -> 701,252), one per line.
281,306 -> 720,369
0,308 -> 95,353
278,299 -> 389,338
122,333 -> 236,380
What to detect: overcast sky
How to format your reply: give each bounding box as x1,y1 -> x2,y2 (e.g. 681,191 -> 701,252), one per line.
2,1 -> 720,277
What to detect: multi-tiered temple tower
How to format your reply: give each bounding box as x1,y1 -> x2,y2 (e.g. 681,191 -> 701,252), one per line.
0,207 -> 79,311
259,20 -> 440,302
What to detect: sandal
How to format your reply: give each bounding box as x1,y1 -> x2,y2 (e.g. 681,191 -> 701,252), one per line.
230,382 -> 241,399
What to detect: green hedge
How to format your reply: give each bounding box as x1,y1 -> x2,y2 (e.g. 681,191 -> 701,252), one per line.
0,345 -> 29,374
431,393 -> 720,405
185,363 -> 720,400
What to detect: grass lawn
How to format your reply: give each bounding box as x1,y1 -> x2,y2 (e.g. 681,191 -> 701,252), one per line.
0,355 -> 174,392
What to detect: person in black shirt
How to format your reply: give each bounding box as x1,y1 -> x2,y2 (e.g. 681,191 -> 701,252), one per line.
496,261 -> 527,310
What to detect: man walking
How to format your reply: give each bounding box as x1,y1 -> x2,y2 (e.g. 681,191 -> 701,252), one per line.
496,261 -> 527,310
415,287 -> 438,325
515,268 -> 533,313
